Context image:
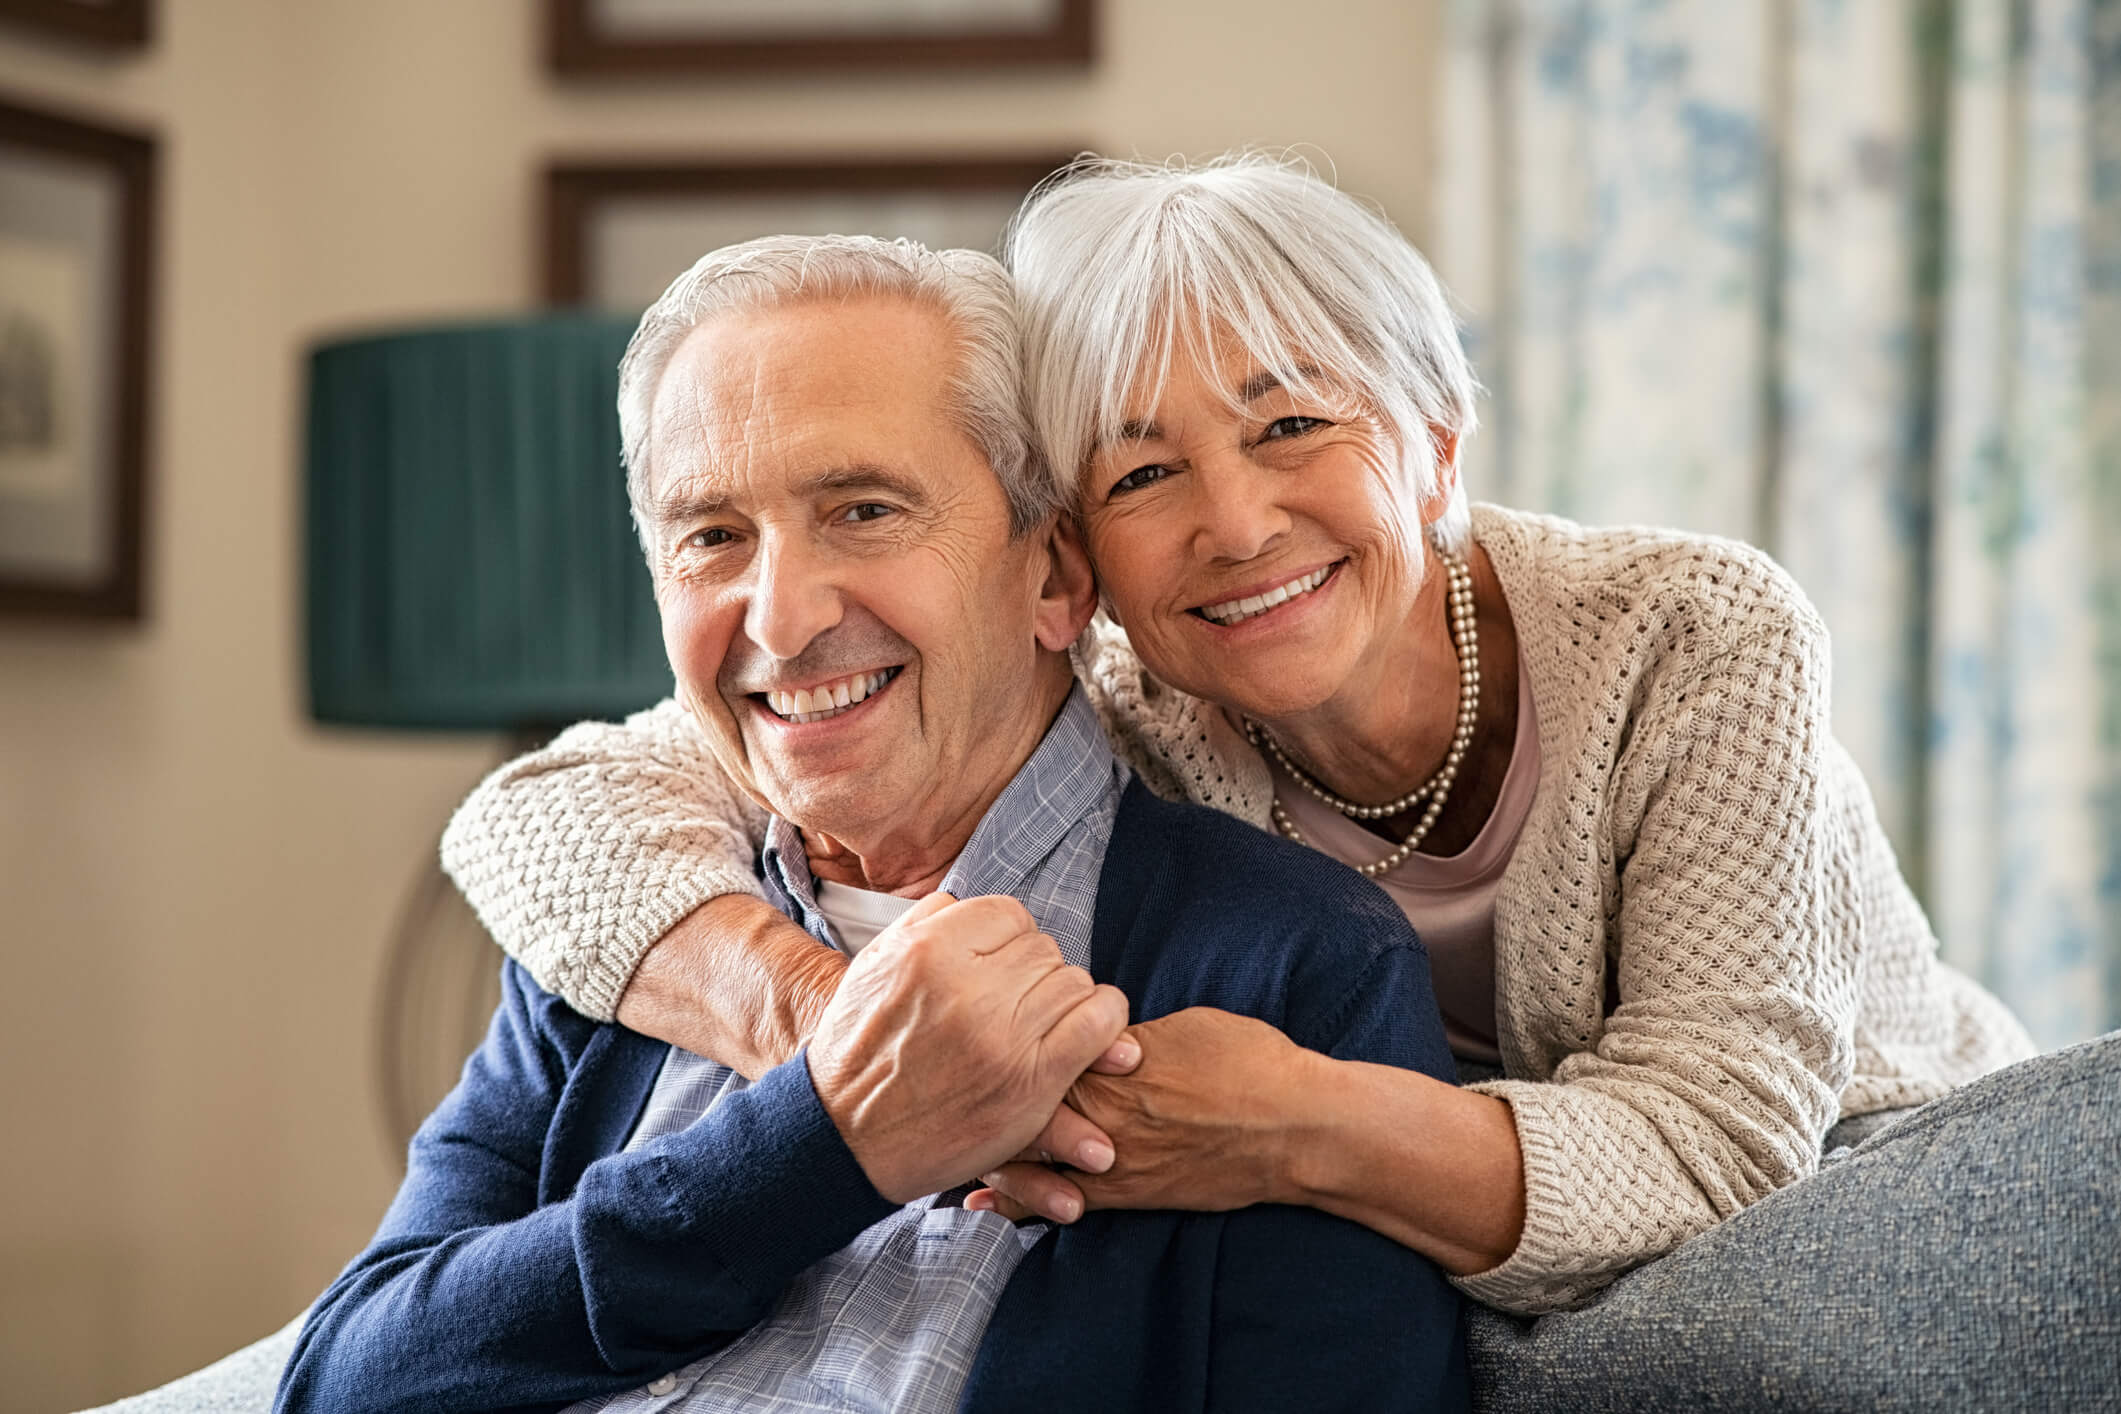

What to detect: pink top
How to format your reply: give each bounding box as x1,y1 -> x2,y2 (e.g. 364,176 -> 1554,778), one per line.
1268,651 -> 1540,1064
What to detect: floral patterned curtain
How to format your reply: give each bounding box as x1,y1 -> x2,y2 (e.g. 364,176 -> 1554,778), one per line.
1438,0 -> 2121,1045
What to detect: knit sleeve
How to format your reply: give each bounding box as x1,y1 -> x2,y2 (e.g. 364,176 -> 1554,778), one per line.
439,699 -> 770,1023
1458,593 -> 1863,1315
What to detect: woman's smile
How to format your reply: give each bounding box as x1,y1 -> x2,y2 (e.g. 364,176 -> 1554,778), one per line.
1189,560 -> 1345,627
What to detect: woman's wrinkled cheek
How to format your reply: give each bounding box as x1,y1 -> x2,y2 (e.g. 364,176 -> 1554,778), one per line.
1331,461 -> 1427,616
1079,511 -> 1158,634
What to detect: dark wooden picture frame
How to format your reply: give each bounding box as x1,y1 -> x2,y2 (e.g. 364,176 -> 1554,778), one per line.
546,0 -> 1092,76
544,153 -> 1074,307
0,0 -> 152,49
0,96 -> 157,620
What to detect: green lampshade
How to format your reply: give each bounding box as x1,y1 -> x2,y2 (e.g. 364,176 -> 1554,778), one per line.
305,316 -> 673,729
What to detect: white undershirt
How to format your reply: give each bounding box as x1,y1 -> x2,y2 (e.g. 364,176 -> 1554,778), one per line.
813,879 -> 920,956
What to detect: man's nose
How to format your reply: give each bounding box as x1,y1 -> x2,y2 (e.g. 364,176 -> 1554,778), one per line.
742,535 -> 844,661
1189,452 -> 1293,564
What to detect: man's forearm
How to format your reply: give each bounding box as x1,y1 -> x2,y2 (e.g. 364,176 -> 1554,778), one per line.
615,894 -> 848,1076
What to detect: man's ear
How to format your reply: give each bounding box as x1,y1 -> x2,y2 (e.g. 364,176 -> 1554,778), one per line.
1032,513 -> 1098,652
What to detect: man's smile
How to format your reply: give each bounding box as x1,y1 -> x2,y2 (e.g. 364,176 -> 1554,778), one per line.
756,665 -> 905,726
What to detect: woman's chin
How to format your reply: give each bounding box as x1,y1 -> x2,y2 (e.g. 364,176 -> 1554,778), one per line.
1137,627 -> 1352,723
1224,684 -> 1340,726
1187,663 -> 1344,724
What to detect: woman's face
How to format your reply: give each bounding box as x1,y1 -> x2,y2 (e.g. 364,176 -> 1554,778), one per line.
1077,333 -> 1439,721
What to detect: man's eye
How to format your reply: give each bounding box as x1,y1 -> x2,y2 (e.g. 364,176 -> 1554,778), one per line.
840,503 -> 894,523
685,527 -> 736,549
1262,416 -> 1328,441
1111,464 -> 1171,495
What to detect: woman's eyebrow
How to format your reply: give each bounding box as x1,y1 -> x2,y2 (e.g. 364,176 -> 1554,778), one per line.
1088,419 -> 1164,457
1239,365 -> 1323,402
1095,364 -> 1332,453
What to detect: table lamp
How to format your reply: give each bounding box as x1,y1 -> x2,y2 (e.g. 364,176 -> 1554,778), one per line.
304,315 -> 670,1152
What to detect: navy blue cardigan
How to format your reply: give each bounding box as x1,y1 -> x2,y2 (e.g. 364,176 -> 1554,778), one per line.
278,782 -> 1469,1413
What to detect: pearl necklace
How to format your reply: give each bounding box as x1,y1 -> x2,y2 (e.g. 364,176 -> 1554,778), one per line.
1245,549 -> 1479,878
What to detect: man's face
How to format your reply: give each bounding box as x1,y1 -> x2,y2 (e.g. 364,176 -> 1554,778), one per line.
639,294 -> 1076,858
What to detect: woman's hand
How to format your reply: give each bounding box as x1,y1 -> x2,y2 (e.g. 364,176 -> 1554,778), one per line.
965,1007 -> 1313,1223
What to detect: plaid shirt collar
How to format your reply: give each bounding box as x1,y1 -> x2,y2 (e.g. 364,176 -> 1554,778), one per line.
758,684 -> 1121,969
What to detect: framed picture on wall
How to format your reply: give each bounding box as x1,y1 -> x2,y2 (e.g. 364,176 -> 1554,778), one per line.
0,0 -> 152,49
543,152 -> 1075,310
0,96 -> 157,620
546,0 -> 1092,76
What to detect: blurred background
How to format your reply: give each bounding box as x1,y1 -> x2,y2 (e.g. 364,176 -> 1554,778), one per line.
1,1 -> 2115,1409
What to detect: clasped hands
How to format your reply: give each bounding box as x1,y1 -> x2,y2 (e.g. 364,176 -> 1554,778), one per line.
808,891 -> 1302,1217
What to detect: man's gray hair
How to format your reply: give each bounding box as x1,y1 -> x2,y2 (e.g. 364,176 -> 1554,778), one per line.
1004,153 -> 1479,551
618,233 -> 1060,548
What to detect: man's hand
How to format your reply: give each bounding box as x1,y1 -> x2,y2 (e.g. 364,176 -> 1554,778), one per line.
806,891 -> 1130,1204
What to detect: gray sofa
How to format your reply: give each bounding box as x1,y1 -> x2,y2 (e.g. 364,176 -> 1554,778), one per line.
87,1033 -> 2121,1414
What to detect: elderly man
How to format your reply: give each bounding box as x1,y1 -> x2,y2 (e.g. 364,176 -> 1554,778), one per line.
276,236 -> 1468,1413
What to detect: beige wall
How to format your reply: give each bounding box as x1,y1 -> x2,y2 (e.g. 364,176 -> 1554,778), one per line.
0,2 -> 1437,1406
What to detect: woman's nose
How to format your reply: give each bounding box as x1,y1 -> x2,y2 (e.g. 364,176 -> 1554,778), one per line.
1189,455 -> 1293,564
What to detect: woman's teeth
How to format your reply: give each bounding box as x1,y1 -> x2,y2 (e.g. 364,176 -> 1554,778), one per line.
767,668 -> 898,724
1198,565 -> 1334,626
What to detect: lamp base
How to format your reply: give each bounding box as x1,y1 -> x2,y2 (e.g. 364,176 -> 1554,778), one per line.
373,730 -> 557,1160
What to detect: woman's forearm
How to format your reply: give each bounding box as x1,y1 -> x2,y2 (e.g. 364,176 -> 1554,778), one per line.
613,894 -> 847,1078
1281,1052 -> 1527,1276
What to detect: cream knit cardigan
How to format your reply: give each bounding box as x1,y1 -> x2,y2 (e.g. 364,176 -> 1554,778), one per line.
440,503 -> 2033,1315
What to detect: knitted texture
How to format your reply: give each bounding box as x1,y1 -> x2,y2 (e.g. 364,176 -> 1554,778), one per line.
439,502 -> 2034,1314
439,701 -> 769,1022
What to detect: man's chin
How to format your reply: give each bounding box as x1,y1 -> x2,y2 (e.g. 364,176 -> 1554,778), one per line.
753,763 -> 904,839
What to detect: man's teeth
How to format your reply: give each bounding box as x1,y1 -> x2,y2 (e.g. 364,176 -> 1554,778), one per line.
1199,566 -> 1334,626
766,668 -> 897,724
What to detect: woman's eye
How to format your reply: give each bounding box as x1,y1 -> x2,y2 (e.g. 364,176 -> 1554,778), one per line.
1262,416 -> 1327,441
1111,463 -> 1171,495
840,503 -> 894,523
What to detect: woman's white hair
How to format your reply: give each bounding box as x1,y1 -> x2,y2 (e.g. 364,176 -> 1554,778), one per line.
617,233 -> 1059,549
1004,153 -> 1478,551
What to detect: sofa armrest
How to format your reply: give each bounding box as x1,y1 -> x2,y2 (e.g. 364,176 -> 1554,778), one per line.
78,1315 -> 302,1414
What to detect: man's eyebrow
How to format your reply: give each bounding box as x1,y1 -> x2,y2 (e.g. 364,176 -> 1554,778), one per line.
646,484 -> 729,527
793,464 -> 932,505
646,464 -> 932,527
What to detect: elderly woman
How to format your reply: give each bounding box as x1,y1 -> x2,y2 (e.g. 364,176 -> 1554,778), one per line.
444,157 -> 2116,1406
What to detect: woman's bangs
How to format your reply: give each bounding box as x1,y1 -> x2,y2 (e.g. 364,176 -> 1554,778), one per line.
1075,238 -> 1373,469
